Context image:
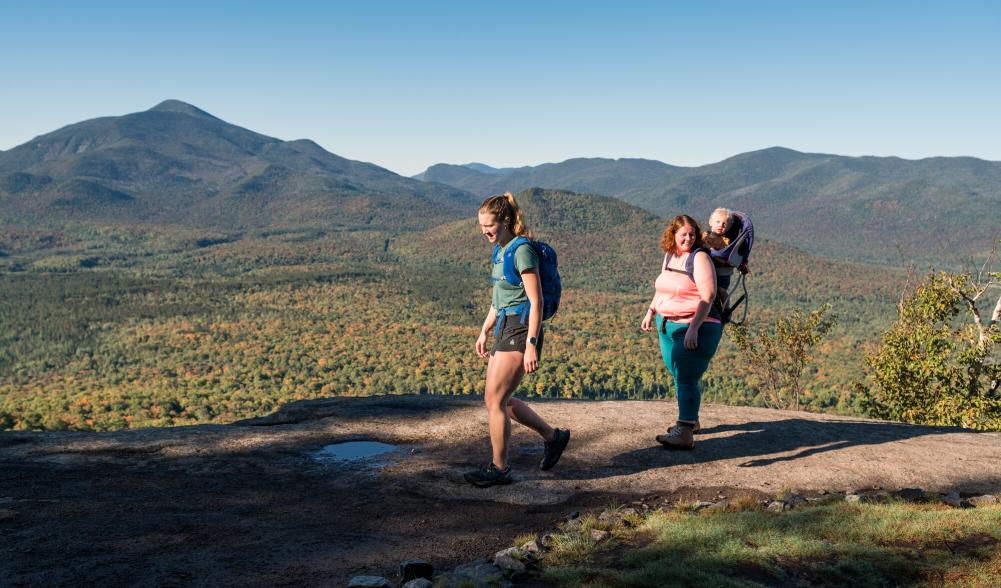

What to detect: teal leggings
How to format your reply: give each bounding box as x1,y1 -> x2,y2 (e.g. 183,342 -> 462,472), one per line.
656,315 -> 723,422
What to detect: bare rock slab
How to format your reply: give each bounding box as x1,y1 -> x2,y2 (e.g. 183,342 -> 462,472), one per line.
2,394 -> 1000,587
437,562 -> 511,588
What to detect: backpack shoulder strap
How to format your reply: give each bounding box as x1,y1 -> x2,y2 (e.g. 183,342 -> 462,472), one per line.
490,243 -> 502,283
690,247 -> 725,322
686,247 -> 711,279
502,236 -> 531,286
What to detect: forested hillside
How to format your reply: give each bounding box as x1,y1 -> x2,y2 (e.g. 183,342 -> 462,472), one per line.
1,104 -> 979,432
0,188 -> 902,431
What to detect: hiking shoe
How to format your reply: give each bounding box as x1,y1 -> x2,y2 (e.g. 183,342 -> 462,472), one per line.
656,422 -> 694,450
540,428 -> 571,470
464,463 -> 513,487
692,421 -> 702,435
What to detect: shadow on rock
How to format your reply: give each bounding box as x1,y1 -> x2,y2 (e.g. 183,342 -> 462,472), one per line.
604,418 -> 976,477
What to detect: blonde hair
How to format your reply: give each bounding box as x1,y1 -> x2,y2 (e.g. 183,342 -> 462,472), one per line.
709,207 -> 731,226
479,192 -> 531,238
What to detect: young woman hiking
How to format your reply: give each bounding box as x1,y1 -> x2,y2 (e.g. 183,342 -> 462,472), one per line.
640,214 -> 723,449
464,192 -> 570,487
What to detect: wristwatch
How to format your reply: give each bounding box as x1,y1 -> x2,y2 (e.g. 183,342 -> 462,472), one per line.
527,336 -> 538,347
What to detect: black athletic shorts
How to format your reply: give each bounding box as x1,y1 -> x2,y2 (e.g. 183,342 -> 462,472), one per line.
491,315 -> 545,357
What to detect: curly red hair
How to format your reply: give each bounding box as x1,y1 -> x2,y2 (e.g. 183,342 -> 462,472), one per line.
660,214 -> 704,254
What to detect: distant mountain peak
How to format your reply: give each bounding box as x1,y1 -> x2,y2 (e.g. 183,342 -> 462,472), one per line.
147,100 -> 220,120
759,146 -> 803,155
0,101 -> 479,231
461,162 -> 500,174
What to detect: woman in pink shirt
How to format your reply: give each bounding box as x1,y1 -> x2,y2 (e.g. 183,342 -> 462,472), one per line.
640,214 -> 723,449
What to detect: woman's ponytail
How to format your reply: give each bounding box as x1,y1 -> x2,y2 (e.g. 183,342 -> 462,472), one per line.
479,192 -> 531,238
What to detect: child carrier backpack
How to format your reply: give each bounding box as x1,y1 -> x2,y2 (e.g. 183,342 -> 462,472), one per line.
661,247 -> 725,328
491,236 -> 562,333
707,210 -> 754,325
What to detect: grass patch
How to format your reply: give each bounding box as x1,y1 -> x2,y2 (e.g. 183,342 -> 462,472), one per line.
539,500 -> 1001,587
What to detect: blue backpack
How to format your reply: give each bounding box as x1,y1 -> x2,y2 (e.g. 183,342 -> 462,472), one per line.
491,236 -> 562,332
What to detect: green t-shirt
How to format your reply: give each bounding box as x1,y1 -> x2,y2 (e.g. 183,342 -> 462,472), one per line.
492,239 -> 539,311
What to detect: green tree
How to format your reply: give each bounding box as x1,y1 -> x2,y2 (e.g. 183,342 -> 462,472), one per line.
730,304 -> 837,410
858,258 -> 1001,430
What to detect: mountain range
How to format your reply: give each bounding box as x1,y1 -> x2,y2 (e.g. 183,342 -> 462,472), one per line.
0,100 -> 477,231
2,100 -> 998,266
421,150 -> 1001,266
0,104 -> 933,431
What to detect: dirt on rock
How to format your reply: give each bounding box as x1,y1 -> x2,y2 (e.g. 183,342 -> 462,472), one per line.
2,394 -> 1000,586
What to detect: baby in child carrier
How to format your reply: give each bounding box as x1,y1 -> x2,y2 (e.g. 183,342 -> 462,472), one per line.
698,207 -> 753,325
704,208 -> 736,300
703,208 -> 732,251
703,207 -> 740,304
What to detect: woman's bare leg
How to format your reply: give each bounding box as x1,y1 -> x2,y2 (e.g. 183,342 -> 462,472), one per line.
484,351 -> 522,469
485,350 -> 558,467
506,397 -> 555,442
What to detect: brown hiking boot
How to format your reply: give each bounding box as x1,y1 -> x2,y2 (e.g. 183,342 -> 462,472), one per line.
656,422 -> 694,450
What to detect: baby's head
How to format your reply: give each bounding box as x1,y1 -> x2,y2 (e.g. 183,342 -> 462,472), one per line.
708,208 -> 731,236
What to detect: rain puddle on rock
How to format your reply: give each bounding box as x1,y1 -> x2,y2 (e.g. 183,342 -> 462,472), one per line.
311,441 -> 398,465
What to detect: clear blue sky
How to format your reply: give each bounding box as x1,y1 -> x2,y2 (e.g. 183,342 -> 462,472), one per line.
2,0 -> 999,176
